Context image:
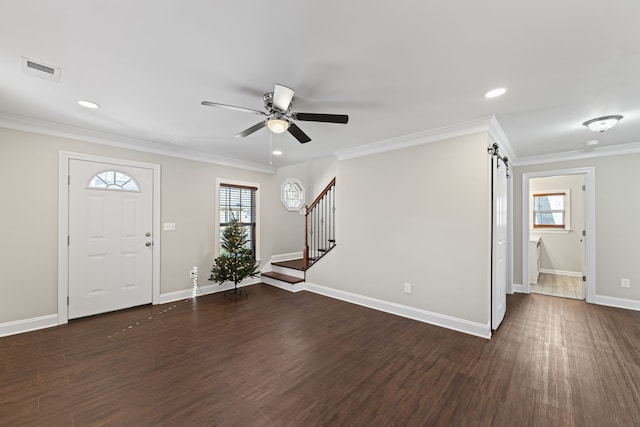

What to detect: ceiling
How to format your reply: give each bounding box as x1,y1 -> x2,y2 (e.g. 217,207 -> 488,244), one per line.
1,1 -> 639,171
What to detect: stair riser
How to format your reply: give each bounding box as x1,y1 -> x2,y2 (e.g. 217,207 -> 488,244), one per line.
262,276 -> 306,293
271,265 -> 305,279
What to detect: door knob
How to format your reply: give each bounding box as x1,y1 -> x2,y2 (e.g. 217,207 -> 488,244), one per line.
146,242 -> 152,247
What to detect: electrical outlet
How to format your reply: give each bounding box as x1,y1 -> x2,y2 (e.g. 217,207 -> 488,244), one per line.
404,283 -> 412,294
621,278 -> 630,288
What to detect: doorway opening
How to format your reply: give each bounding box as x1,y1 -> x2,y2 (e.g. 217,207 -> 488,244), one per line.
522,167 -> 595,303
529,174 -> 584,300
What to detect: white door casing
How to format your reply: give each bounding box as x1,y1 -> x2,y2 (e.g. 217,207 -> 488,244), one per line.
58,152 -> 161,323
581,177 -> 587,300
492,156 -> 508,330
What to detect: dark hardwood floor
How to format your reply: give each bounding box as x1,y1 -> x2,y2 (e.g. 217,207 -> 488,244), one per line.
1,284 -> 640,426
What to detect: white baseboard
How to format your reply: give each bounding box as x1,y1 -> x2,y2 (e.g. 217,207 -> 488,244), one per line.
512,283 -> 528,294
158,278 -> 261,304
539,269 -> 582,277
594,294 -> 640,312
0,314 -> 59,338
302,282 -> 491,339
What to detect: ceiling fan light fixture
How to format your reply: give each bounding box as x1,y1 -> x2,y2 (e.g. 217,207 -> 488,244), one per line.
267,118 -> 290,134
582,115 -> 623,132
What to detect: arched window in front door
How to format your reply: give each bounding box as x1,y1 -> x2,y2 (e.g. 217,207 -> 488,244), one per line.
87,170 -> 140,192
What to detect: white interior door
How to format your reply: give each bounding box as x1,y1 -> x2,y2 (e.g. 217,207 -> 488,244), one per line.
68,159 -> 154,319
492,156 -> 508,330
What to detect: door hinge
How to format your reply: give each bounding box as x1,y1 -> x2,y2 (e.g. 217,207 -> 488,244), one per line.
582,230 -> 586,237
68,175 -> 71,186
67,235 -> 70,246
67,296 -> 69,305
582,184 -> 586,191
582,275 -> 587,282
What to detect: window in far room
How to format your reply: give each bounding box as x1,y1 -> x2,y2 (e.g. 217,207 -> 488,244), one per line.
532,191 -> 569,229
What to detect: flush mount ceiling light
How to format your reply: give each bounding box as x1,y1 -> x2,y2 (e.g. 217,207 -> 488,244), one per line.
78,100 -> 100,109
485,88 -> 507,98
267,118 -> 290,134
272,150 -> 283,156
582,115 -> 623,132
585,139 -> 599,147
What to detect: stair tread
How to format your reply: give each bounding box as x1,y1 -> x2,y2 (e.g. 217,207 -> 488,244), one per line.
261,271 -> 304,284
271,259 -> 306,271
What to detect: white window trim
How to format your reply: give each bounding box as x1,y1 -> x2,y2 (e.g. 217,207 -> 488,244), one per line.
280,177 -> 305,211
214,178 -> 260,262
530,188 -> 571,232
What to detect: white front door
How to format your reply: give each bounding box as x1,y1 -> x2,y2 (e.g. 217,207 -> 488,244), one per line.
68,159 -> 154,319
492,156 -> 508,330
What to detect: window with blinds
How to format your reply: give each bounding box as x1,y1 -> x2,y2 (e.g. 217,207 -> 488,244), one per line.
219,183 -> 257,256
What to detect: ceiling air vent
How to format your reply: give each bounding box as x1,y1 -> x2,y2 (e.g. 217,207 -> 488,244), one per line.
21,56 -> 62,82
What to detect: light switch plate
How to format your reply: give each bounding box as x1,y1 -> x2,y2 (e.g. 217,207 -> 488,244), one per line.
163,222 -> 176,231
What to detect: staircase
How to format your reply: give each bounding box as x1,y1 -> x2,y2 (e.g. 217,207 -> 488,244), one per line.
261,259 -> 306,291
261,178 -> 336,290
304,177 -> 336,269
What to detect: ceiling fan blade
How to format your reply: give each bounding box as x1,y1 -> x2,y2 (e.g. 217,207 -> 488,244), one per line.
201,101 -> 266,116
235,121 -> 266,138
288,123 -> 311,144
273,84 -> 295,112
292,112 -> 349,124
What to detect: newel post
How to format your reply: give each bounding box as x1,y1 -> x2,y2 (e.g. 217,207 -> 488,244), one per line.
303,205 -> 309,269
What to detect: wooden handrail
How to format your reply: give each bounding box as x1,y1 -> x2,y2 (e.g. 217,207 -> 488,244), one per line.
307,177 -> 336,213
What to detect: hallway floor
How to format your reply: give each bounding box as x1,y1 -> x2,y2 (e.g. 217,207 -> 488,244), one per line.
531,273 -> 583,300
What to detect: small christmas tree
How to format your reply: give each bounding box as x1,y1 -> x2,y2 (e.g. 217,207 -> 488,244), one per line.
210,217 -> 259,295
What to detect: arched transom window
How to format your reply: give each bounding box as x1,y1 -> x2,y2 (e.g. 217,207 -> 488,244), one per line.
88,170 -> 140,192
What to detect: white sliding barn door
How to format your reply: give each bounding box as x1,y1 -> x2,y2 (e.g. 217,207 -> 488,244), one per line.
492,156 -> 508,330
68,159 -> 154,319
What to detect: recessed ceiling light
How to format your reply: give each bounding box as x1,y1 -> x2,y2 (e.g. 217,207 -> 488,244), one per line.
485,88 -> 507,98
272,150 -> 283,156
78,100 -> 100,109
582,115 -> 623,132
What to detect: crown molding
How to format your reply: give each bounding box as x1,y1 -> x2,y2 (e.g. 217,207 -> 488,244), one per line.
513,140 -> 640,166
0,113 -> 276,174
336,116 -> 514,161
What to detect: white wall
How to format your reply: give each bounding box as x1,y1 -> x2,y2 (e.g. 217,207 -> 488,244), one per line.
529,174 -> 583,274
306,132 -> 492,325
513,154 -> 640,303
0,127 -> 292,324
